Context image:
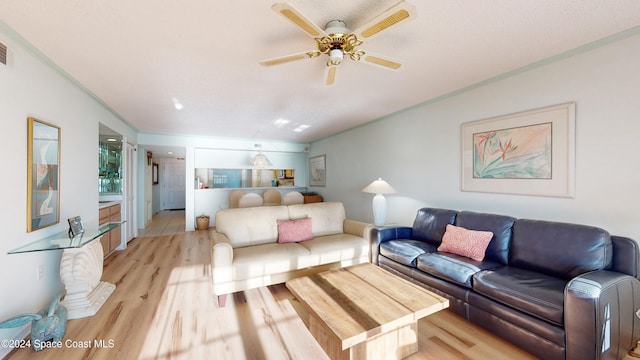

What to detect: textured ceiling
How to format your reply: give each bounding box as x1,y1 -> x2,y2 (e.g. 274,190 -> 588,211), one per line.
2,1 -> 640,142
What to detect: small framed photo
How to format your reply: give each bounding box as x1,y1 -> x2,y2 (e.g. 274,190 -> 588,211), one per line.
68,216 -> 84,237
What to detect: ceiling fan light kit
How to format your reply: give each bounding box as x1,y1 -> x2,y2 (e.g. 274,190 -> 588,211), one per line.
329,48 -> 344,65
260,1 -> 416,85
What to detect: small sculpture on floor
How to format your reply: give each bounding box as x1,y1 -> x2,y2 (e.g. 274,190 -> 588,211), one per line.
0,294 -> 67,351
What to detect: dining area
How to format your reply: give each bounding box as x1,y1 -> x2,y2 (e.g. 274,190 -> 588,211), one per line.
228,189 -> 322,208
194,186 -> 323,228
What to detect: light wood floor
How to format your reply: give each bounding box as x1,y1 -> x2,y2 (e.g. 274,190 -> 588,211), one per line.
7,210 -> 629,359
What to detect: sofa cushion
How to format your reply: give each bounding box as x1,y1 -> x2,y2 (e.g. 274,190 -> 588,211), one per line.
438,224 -> 493,261
410,208 -> 457,246
473,267 -> 566,326
511,219 -> 612,279
215,206 -> 290,248
288,202 -> 345,237
277,218 -> 313,243
297,233 -> 369,266
232,242 -> 312,280
455,211 -> 515,265
379,240 -> 437,267
417,252 -> 502,288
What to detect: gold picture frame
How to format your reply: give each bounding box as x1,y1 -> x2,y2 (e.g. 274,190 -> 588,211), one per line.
27,117 -> 61,232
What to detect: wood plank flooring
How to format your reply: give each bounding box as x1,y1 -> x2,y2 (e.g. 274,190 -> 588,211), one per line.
7,210 -> 632,359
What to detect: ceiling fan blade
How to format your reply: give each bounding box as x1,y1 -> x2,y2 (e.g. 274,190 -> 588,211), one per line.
272,3 -> 328,38
361,52 -> 403,70
324,65 -> 338,86
353,0 -> 417,40
259,51 -> 319,66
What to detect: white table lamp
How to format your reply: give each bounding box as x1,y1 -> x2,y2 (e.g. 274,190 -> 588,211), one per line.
362,178 -> 396,226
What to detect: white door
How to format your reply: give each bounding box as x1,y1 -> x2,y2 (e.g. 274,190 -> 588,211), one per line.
123,142 -> 137,243
162,159 -> 186,210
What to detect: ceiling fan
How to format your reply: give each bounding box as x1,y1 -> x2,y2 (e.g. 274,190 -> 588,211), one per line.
259,1 -> 417,86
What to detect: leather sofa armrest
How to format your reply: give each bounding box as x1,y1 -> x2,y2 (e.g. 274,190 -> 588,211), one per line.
210,231 -> 234,290
369,226 -> 412,265
611,236 -> 640,278
565,270 -> 640,360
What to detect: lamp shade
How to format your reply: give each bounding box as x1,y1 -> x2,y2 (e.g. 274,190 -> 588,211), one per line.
361,178 -> 396,195
329,48 -> 344,64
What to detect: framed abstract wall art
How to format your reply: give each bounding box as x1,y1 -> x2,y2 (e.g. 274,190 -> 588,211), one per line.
27,117 -> 61,232
461,103 -> 575,198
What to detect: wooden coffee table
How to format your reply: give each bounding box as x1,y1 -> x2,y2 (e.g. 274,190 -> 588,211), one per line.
286,263 -> 449,360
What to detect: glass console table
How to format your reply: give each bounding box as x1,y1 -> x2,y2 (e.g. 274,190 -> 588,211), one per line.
8,222 -> 124,254
8,222 -> 125,319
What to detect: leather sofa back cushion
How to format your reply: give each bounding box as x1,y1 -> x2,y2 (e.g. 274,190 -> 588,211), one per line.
288,202 -> 345,237
455,211 -> 515,265
511,219 -> 612,279
410,208 -> 457,246
215,206 -> 290,247
277,218 -> 313,243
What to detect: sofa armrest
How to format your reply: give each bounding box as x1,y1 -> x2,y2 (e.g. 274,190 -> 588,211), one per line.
344,219 -> 373,262
369,226 -> 412,265
565,270 -> 640,360
343,219 -> 371,239
210,231 -> 234,291
611,236 -> 640,279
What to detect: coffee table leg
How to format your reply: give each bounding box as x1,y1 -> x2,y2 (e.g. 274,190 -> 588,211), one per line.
309,314 -> 348,360
308,314 -> 419,360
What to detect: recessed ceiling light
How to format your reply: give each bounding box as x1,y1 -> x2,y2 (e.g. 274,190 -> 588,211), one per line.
172,97 -> 184,111
168,151 -> 174,155
106,138 -> 118,142
294,125 -> 310,132
273,118 -> 290,127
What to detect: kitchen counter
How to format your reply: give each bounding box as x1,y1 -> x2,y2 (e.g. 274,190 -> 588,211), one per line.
99,200 -> 121,209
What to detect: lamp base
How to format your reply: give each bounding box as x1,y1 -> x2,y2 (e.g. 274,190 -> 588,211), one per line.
372,194 -> 386,226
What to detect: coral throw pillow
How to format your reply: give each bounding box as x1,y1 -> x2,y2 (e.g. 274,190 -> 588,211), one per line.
437,224 -> 493,261
277,218 -> 313,243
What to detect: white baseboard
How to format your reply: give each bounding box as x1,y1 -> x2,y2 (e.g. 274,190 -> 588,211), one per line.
0,326 -> 29,359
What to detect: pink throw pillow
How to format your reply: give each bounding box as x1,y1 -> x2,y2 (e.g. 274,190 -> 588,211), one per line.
277,218 -> 313,243
437,224 -> 493,261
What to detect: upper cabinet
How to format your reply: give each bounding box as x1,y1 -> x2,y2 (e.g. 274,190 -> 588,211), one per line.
99,124 -> 123,195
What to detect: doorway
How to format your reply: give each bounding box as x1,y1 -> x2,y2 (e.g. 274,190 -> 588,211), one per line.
123,142 -> 137,242
161,158 -> 186,210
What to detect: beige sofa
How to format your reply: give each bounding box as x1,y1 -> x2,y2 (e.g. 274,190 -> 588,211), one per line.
211,202 -> 371,306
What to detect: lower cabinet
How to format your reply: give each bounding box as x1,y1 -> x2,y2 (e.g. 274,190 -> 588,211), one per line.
99,203 -> 121,259
303,194 -> 323,203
